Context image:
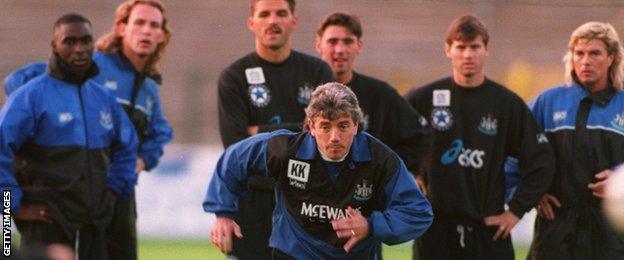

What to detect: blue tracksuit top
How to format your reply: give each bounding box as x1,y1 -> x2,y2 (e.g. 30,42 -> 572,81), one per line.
91,52 -> 173,170
0,71 -> 138,213
3,62 -> 46,97
3,52 -> 172,171
203,129 -> 433,259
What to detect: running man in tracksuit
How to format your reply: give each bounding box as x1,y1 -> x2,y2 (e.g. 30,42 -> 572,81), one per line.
0,13 -> 138,259
216,1 -> 333,259
204,83 -> 433,259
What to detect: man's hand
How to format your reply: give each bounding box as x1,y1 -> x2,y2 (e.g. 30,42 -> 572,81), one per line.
331,207 -> 369,253
247,125 -> 259,135
210,217 -> 243,254
536,193 -> 561,220
415,175 -> 427,195
484,211 -> 519,241
136,157 -> 146,174
14,202 -> 52,223
588,170 -> 611,198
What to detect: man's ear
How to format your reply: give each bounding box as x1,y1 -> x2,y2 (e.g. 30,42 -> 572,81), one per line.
444,43 -> 451,58
246,17 -> 254,32
356,39 -> 363,55
155,29 -> 165,44
116,22 -> 126,37
315,36 -> 322,54
307,119 -> 316,136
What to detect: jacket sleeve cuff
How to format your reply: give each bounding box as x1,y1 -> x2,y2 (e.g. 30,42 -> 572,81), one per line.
367,216 -> 376,238
140,153 -> 157,172
508,202 -> 527,219
215,212 -> 236,219
106,181 -> 123,198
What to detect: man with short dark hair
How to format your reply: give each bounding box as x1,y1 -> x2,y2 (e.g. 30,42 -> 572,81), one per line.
205,82 -> 433,259
217,0 -> 333,258
0,13 -> 138,259
315,12 -> 432,193
404,14 -> 555,259
2,2 -> 174,259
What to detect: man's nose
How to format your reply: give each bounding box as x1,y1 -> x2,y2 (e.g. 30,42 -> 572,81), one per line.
267,13 -> 279,24
580,54 -> 591,65
74,42 -> 86,53
141,24 -> 152,35
335,41 -> 347,53
329,128 -> 340,142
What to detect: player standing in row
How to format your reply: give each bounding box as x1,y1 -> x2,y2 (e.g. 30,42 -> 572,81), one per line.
2,2 -> 174,259
404,14 -> 555,259
314,12 -> 433,193
527,21 -> 624,260
216,0 -> 333,259
95,1 -> 173,259
0,13 -> 138,259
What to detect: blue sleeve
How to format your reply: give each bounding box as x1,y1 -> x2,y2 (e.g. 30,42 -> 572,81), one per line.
0,90 -> 38,212
504,157 -> 520,203
140,87 -> 173,171
106,94 -> 139,199
528,95 -> 545,128
503,96 -> 545,204
202,132 -> 272,216
367,161 -> 433,245
3,62 -> 47,97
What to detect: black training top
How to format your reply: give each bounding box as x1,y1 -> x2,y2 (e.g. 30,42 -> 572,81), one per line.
404,77 -> 555,225
347,71 -> 433,174
217,50 -> 333,147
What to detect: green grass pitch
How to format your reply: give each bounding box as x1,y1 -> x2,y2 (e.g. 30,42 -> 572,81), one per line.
137,239 -> 529,259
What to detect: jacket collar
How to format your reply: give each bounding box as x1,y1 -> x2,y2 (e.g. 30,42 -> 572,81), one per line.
574,81 -> 616,107
47,53 -> 99,85
295,132 -> 371,162
111,51 -> 162,85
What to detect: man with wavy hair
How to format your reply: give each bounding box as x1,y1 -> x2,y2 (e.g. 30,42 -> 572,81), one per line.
205,82 -> 432,259
95,1 -> 173,259
527,21 -> 624,259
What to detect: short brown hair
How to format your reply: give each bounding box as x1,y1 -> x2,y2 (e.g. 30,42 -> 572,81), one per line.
445,14 -> 489,46
96,0 -> 171,78
250,0 -> 295,16
316,12 -> 362,38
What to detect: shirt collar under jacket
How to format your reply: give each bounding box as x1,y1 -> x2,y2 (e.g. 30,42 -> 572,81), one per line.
573,80 -> 616,107
47,53 -> 99,85
294,132 -> 372,162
